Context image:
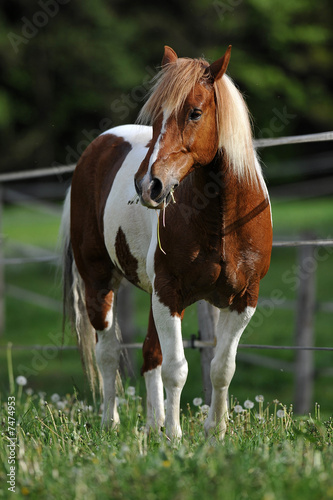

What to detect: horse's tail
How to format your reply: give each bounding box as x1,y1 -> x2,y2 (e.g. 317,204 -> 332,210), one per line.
60,189 -> 101,399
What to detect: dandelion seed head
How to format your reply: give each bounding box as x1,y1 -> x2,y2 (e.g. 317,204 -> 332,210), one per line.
193,397 -> 203,407
255,395 -> 264,403
244,399 -> 254,409
16,376 -> 27,386
277,409 -> 285,418
126,386 -> 136,397
51,393 -> 61,403
234,404 -> 244,413
200,404 -> 210,414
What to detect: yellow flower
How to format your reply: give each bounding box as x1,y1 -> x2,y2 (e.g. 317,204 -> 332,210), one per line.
21,487 -> 30,495
162,460 -> 171,468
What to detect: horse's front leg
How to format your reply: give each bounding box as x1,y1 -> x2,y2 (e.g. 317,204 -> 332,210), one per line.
142,301 -> 165,431
151,293 -> 188,439
204,305 -> 256,440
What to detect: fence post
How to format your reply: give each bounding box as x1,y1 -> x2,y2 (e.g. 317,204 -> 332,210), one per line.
117,282 -> 137,377
0,186 -> 4,335
197,301 -> 219,405
293,242 -> 316,414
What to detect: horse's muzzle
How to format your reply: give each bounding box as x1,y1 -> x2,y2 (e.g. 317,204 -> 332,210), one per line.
134,176 -> 177,209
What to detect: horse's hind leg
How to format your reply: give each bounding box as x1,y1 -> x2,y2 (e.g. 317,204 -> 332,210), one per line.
141,300 -> 165,431
85,283 -> 121,429
204,304 -> 256,440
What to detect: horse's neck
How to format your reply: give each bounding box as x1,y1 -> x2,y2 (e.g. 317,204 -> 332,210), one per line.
190,153 -> 265,238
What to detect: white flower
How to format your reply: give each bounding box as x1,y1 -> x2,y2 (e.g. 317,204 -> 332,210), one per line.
193,397 -> 203,407
126,386 -> 135,397
116,398 -> 127,406
200,404 -> 210,414
233,405 -> 244,413
255,395 -> 264,403
57,401 -> 66,410
51,393 -> 61,403
16,376 -> 27,386
244,399 -> 254,409
277,409 -> 285,418
25,388 -> 34,396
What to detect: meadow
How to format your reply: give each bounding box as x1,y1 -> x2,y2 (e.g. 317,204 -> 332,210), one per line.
1,375 -> 333,499
0,195 -> 333,499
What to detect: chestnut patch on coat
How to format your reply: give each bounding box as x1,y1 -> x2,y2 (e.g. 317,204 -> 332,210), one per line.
115,227 -> 139,286
141,304 -> 162,374
71,134 -> 132,332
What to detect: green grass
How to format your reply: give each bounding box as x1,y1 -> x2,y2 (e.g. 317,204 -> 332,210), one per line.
1,382 -> 333,500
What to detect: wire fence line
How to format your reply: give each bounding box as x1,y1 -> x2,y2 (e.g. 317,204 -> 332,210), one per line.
1,239 -> 333,265
253,130 -> 333,148
2,341 -> 333,352
0,131 -> 332,184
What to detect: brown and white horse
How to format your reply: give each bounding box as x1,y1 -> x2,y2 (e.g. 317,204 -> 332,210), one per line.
61,45 -> 272,440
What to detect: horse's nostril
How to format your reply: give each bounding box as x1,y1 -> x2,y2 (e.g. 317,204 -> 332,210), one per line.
150,177 -> 163,201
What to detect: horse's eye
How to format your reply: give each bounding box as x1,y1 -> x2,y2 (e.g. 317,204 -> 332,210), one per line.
189,109 -> 202,121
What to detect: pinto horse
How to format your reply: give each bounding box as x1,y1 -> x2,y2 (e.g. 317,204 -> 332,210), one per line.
61,45 -> 272,440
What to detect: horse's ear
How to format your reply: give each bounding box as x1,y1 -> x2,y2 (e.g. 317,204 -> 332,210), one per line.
162,46 -> 178,66
206,45 -> 232,81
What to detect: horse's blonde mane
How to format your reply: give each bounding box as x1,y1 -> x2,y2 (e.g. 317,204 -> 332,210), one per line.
137,57 -> 259,186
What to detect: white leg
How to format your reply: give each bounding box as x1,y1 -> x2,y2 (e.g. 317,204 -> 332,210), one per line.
95,302 -> 121,429
144,365 -> 165,430
152,294 -> 188,439
204,306 -> 256,440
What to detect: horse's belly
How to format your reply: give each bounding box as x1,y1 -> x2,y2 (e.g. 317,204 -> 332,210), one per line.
103,147 -> 155,293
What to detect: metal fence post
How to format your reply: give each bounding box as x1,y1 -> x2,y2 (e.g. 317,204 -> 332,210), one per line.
293,242 -> 316,414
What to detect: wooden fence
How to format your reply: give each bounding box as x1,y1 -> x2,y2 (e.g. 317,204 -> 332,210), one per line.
0,131 -> 333,414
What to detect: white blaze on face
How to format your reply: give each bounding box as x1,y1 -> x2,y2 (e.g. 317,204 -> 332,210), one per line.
142,111 -> 169,190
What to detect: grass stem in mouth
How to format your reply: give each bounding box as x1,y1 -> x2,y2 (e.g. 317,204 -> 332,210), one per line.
170,187 -> 176,204
156,211 -> 166,255
162,202 -> 166,227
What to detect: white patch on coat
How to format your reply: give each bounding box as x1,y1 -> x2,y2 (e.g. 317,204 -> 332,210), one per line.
147,113 -> 168,172
102,125 -> 158,293
144,365 -> 165,430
